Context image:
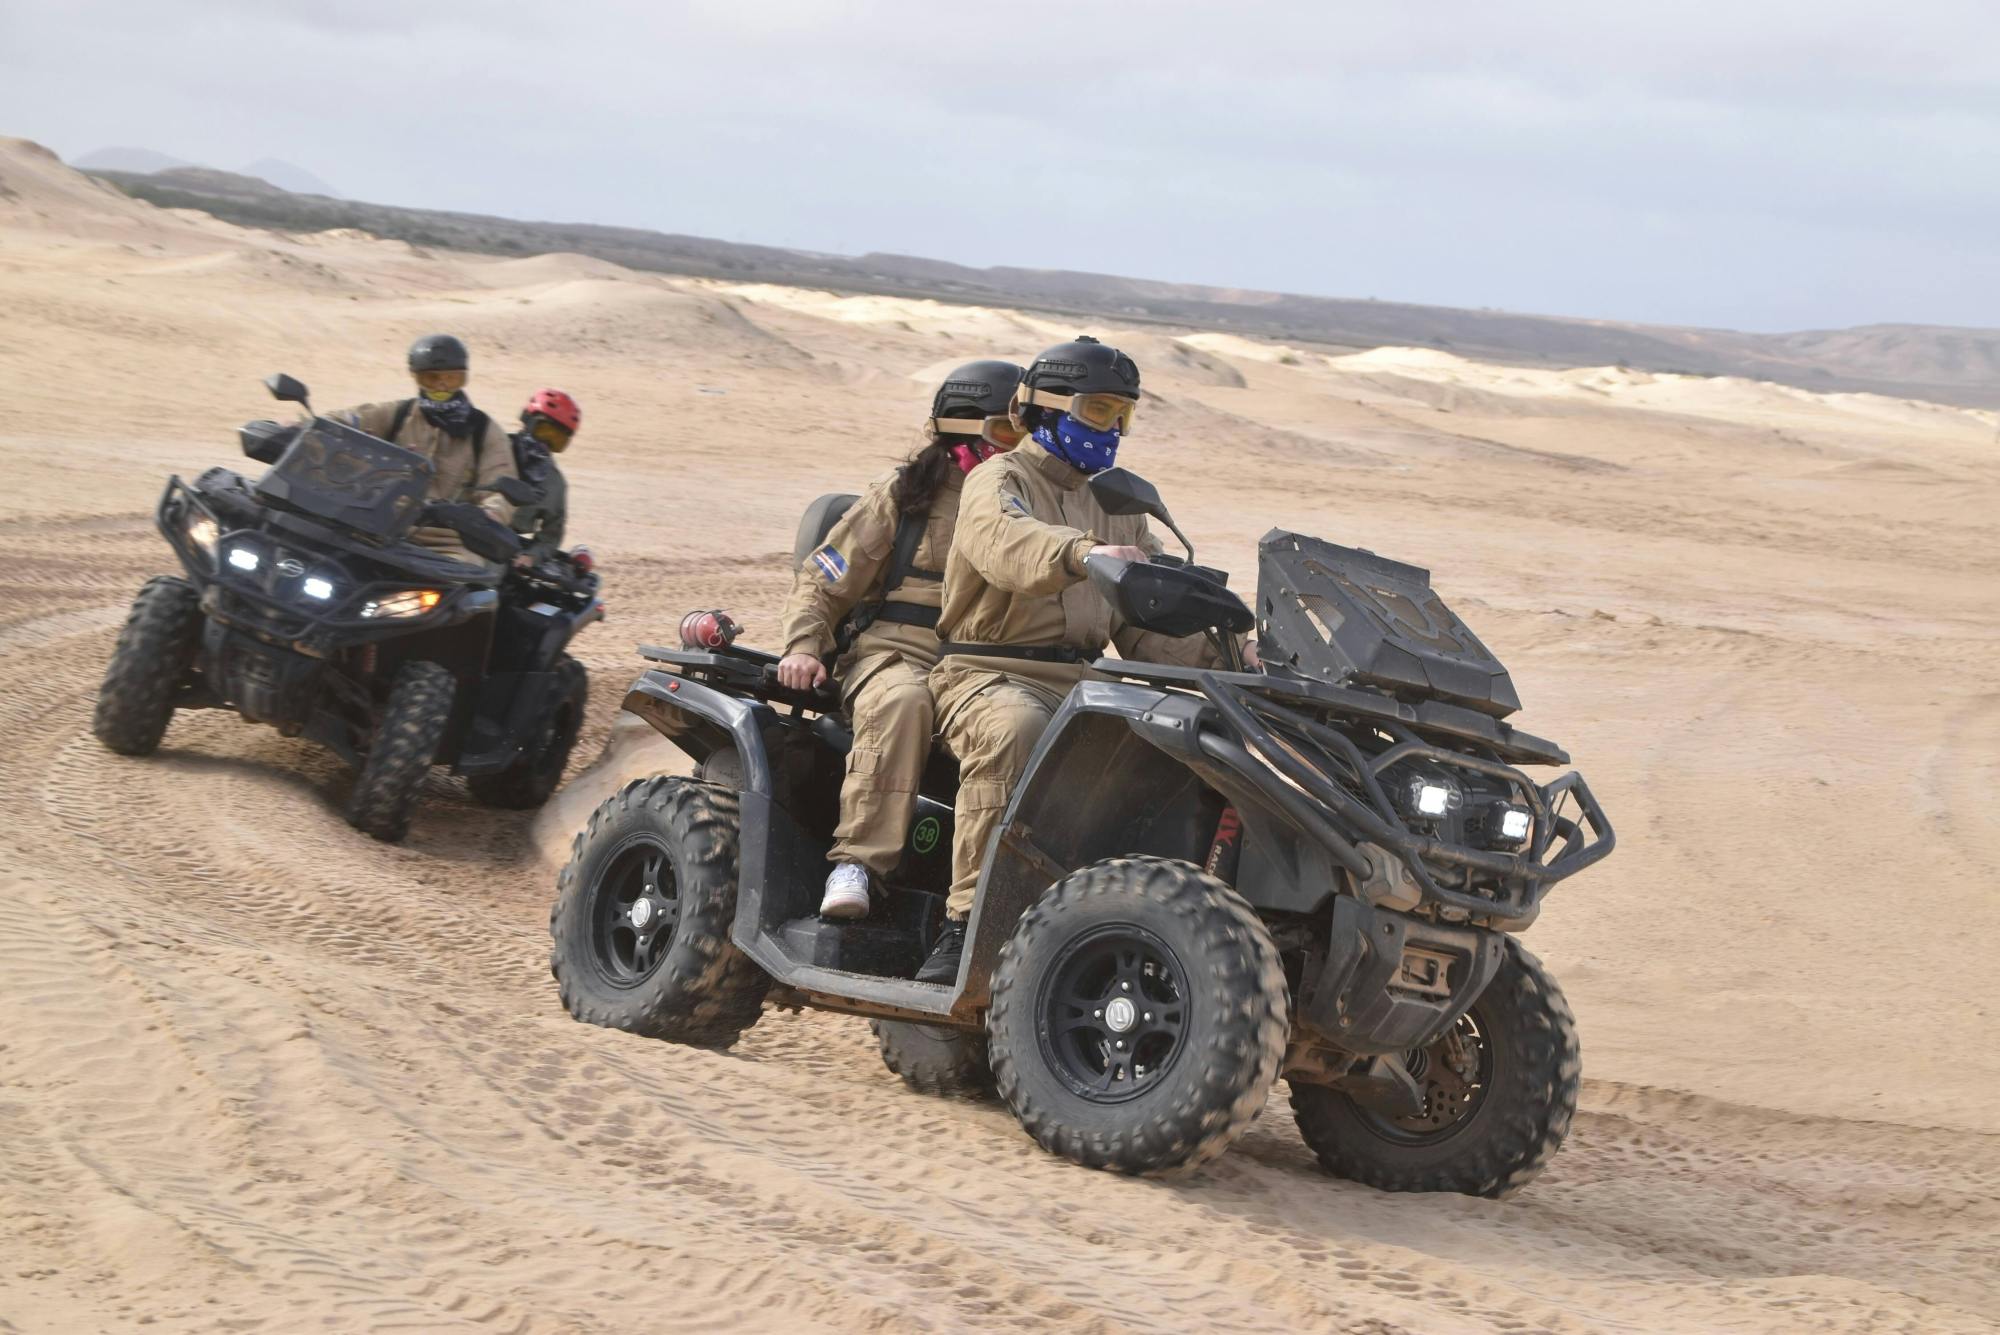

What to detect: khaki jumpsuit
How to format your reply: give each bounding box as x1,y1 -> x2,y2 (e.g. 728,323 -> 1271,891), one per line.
932,446 -> 1228,918
328,400 -> 519,565
779,468 -> 964,878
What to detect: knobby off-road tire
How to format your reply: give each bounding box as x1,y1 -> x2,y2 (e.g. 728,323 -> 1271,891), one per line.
92,576 -> 202,756
872,1019 -> 994,1098
345,660 -> 455,843
1289,939 -> 1579,1198
467,656 -> 588,809
549,777 -> 768,1050
987,856 -> 1289,1175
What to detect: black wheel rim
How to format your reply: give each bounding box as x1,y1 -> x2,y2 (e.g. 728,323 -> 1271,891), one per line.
1036,923 -> 1189,1105
590,836 -> 680,988
1353,1011 -> 1495,1144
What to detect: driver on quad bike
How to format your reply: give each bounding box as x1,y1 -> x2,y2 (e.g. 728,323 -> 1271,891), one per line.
776,359 -> 1028,919
509,387 -> 579,569
322,333 -> 521,567
916,336 -> 1246,984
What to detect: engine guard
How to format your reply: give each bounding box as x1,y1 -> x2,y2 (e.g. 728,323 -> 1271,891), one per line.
1295,896 -> 1508,1056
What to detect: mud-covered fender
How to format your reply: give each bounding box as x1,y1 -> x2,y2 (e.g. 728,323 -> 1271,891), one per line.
959,681 -> 1225,1008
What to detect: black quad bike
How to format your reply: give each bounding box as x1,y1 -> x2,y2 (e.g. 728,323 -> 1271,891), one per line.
549,469 -> 1613,1195
93,374 -> 603,841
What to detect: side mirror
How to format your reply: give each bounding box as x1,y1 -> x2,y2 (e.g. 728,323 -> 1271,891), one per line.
490,476 -> 539,506
1087,467 -> 1194,561
1087,467 -> 1168,520
264,373 -> 311,408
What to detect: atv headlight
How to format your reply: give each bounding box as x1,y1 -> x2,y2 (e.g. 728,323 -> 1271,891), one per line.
301,576 -> 335,601
1493,804 -> 1532,845
186,514 -> 220,555
226,545 -> 261,572
360,589 -> 442,619
1416,783 -> 1450,817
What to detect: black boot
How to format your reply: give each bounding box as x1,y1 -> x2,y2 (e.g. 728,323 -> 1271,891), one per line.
915,918 -> 967,985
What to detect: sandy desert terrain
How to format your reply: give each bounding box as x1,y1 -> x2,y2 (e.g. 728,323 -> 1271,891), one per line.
2,136 -> 1996,1332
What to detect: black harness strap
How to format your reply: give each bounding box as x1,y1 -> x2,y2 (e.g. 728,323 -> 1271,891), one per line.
937,642 -> 1084,664
840,511 -> 940,650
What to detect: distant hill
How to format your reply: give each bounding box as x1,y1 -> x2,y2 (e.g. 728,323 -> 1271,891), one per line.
82,162 -> 2000,409
72,146 -> 195,174
238,157 -> 339,198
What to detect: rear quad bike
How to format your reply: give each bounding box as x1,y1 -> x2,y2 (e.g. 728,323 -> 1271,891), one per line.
93,373 -> 604,841
549,468 -> 1613,1195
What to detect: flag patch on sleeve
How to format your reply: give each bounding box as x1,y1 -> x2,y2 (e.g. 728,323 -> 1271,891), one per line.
812,546 -> 848,583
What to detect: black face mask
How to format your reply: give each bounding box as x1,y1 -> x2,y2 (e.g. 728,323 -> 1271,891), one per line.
513,434 -> 553,483
419,390 -> 475,437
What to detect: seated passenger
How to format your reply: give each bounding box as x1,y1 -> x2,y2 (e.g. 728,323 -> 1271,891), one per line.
917,336 -> 1244,984
776,360 -> 1027,919
323,333 -> 519,566
508,388 -> 580,568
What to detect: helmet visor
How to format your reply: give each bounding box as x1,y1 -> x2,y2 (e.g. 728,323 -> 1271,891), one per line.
415,369 -> 468,395
1067,392 -> 1136,434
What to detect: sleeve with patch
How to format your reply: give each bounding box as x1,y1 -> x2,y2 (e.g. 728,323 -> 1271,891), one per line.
811,544 -> 849,583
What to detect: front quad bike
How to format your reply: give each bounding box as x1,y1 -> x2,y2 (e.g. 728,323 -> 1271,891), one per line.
551,468 -> 1613,1193
92,372 -> 603,841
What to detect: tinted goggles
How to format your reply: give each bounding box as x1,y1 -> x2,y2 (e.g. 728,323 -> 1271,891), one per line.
934,414 -> 1028,449
1020,386 -> 1137,434
415,369 -> 468,395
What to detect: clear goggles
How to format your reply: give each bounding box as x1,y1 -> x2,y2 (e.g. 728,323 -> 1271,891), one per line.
933,414 -> 1028,450
1020,386 -> 1137,434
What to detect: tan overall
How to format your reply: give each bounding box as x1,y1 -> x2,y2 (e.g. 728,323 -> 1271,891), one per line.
778,468 -> 963,877
327,400 -> 519,565
931,446 -> 1226,917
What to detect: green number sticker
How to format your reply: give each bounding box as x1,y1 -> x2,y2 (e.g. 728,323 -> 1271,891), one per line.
912,815 -> 941,855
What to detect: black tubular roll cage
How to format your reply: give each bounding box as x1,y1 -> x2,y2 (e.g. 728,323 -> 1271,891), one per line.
1191,672 -> 1613,921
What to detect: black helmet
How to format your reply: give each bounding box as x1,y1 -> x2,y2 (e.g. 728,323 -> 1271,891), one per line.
930,359 -> 1025,435
407,333 -> 469,373
1016,335 -> 1140,430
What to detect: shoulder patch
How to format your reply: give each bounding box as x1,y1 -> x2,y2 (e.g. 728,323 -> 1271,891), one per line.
1003,494 -> 1031,518
811,546 -> 848,583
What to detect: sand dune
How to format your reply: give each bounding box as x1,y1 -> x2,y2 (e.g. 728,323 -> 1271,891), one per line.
2,136 -> 1997,1332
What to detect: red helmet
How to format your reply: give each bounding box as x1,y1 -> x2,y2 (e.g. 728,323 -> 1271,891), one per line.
522,388 -> 581,433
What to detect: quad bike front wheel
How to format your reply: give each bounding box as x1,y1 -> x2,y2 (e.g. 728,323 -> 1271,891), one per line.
986,856 -> 1289,1175
549,777 -> 769,1049
1288,939 -> 1579,1198
93,576 -> 203,756
872,1019 -> 993,1098
468,656 -> 588,809
345,660 -> 455,842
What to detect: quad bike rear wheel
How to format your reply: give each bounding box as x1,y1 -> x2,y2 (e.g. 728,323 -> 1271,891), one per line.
872,1019 -> 993,1098
93,576 -> 202,756
1288,939 -> 1579,1198
345,660 -> 454,842
986,856 -> 1289,1175
549,777 -> 768,1049
468,655 -> 588,809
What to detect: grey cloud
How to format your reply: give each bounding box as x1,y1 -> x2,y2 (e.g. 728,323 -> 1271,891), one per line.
1,0 -> 1995,330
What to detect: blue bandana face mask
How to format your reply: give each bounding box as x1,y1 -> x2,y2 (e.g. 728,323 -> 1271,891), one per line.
1033,412 -> 1121,474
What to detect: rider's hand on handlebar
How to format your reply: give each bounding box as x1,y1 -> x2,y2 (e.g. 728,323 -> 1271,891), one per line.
776,653 -> 829,692
1243,638 -> 1262,670
511,553 -> 534,570
1090,544 -> 1150,564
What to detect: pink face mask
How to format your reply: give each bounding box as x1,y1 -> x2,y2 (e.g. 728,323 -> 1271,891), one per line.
949,440 -> 1002,474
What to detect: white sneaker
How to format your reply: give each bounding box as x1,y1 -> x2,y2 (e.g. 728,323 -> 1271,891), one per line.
819,863 -> 872,920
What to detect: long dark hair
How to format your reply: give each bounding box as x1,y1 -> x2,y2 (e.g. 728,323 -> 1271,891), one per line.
890,426 -> 957,519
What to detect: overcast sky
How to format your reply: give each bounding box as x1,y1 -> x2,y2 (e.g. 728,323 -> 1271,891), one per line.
3,0 -> 1994,332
